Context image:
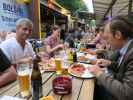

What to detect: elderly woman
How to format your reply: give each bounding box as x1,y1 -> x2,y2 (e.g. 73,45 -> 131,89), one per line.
44,25 -> 64,59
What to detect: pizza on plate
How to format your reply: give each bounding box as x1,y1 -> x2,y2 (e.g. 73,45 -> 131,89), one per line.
69,63 -> 86,77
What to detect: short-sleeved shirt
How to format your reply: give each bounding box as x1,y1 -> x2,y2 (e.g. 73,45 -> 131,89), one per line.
45,35 -> 59,58
0,37 -> 35,64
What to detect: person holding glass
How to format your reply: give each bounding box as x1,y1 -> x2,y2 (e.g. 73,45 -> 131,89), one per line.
0,18 -> 35,66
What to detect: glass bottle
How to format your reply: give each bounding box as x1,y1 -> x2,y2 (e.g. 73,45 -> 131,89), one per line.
31,56 -> 43,100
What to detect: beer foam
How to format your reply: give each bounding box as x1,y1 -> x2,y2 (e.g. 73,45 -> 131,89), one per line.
55,58 -> 61,61
18,70 -> 29,76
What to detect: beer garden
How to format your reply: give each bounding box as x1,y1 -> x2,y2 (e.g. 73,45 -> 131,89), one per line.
0,0 -> 133,100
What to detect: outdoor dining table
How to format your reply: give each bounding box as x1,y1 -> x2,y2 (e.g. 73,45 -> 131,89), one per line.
0,71 -> 95,100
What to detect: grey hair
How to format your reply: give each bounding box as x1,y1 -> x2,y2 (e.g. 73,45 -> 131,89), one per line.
16,18 -> 33,28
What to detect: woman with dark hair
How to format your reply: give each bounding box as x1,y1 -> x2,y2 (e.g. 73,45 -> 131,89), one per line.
44,25 -> 64,58
89,15 -> 133,100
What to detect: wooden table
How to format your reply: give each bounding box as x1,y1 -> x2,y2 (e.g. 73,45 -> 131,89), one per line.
0,72 -> 95,100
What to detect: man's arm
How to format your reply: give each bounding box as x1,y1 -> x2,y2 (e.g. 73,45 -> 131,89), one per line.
0,66 -> 16,88
97,60 -> 133,100
90,52 -> 133,100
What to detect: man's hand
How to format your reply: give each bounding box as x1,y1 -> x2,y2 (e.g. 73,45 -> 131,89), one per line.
17,57 -> 32,64
96,59 -> 111,67
89,65 -> 104,77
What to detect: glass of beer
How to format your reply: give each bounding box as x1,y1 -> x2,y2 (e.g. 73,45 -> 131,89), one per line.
17,64 -> 30,98
55,57 -> 62,75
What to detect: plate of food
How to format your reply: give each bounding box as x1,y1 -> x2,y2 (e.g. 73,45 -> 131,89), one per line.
77,52 -> 97,64
77,52 -> 90,63
77,56 -> 90,64
68,63 -> 95,78
39,62 -> 55,71
39,58 -> 55,71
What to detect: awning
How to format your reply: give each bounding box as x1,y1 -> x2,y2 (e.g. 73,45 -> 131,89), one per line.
93,0 -> 133,24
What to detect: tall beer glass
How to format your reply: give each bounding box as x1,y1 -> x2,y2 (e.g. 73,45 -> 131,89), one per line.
17,64 -> 30,98
55,57 -> 62,75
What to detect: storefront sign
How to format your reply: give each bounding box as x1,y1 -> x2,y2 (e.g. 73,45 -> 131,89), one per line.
0,0 -> 29,31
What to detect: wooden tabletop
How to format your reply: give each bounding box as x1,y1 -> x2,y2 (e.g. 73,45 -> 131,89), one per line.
0,72 -> 95,100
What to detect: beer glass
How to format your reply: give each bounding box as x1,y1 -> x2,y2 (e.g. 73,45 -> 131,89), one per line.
54,57 -> 62,75
17,64 -> 30,98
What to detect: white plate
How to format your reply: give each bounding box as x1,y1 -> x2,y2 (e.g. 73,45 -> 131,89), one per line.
77,52 -> 90,63
68,63 -> 95,79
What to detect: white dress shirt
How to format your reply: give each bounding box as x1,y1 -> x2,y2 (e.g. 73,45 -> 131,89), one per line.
0,37 -> 35,64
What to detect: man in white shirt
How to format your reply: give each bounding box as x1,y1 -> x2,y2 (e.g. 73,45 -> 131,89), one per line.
0,37 -> 35,63
0,18 -> 35,87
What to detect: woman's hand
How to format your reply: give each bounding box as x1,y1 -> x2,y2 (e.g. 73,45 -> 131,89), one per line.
57,44 -> 64,49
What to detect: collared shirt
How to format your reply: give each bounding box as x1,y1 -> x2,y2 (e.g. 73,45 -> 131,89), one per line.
118,39 -> 133,66
106,39 -> 132,74
0,37 -> 35,64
